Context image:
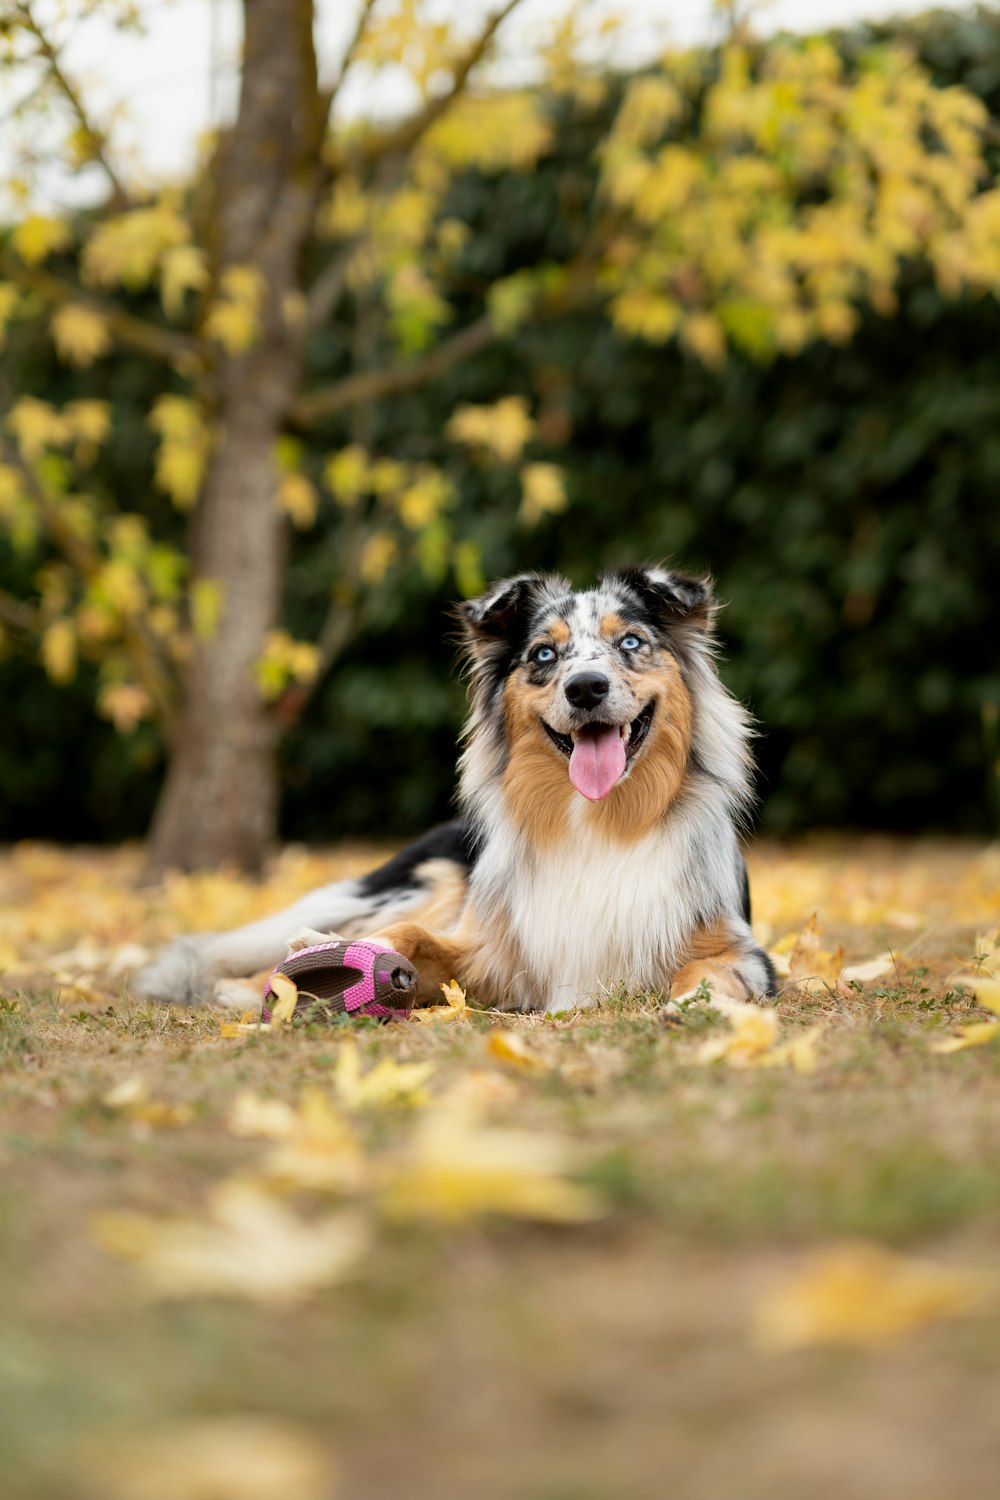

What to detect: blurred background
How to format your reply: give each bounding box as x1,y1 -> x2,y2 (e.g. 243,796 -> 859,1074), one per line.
1,0 -> 999,867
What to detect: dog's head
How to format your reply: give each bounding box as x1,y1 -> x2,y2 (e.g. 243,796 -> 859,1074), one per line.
460,566 -> 716,809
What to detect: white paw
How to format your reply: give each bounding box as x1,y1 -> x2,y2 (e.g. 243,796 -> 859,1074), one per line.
286,927 -> 339,953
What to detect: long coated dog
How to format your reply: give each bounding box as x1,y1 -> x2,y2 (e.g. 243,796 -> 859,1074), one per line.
136,566 -> 776,1012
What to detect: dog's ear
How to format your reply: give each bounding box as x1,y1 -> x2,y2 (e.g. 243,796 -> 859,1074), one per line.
460,573 -> 569,648
604,565 -> 717,634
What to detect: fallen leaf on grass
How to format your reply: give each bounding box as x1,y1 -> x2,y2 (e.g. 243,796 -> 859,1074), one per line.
486,1029 -> 550,1073
755,1240 -> 997,1349
92,1182 -> 369,1302
697,1000 -> 823,1073
227,1091 -> 298,1139
788,915 -> 844,992
331,1038 -> 434,1109
269,972 -> 299,1023
929,1021 -> 1000,1054
254,1086 -> 368,1193
102,1076 -> 193,1129
840,953 -> 896,983
411,977 -> 469,1024
84,1415 -> 336,1500
381,1087 -> 605,1224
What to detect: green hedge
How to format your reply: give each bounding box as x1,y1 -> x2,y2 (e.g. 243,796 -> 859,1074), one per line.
3,8 -> 1000,843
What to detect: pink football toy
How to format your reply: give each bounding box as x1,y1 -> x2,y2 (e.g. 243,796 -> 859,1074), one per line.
261,938 -> 417,1023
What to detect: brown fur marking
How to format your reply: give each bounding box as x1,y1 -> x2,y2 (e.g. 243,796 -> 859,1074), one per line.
586,652 -> 693,842
501,676 -> 573,846
669,915 -> 753,1001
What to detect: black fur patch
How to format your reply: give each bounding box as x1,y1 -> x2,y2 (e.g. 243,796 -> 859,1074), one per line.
357,820 -> 478,896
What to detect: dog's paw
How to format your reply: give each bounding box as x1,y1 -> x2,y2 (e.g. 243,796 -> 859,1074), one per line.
286,927 -> 340,953
131,935 -> 214,1006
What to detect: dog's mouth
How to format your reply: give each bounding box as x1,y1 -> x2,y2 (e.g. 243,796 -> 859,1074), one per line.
541,701 -> 655,802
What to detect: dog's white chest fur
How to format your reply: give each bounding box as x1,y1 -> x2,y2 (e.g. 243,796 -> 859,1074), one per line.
480,799 -> 726,1012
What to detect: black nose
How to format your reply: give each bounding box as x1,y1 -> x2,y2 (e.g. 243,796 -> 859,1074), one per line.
565,671 -> 610,711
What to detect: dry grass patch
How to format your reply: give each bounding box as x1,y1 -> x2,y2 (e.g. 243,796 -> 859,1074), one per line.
1,835 -> 1000,1499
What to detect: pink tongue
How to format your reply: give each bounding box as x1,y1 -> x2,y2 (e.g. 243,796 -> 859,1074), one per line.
569,724 -> 627,801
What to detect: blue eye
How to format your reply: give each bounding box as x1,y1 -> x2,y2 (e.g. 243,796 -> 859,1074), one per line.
621,634 -> 643,651
531,645 -> 557,664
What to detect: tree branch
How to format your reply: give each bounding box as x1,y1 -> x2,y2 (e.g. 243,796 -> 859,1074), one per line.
330,0 -> 524,175
291,312 -> 496,426
14,0 -> 130,209
317,0 -> 378,123
0,254 -> 203,367
305,237 -> 361,329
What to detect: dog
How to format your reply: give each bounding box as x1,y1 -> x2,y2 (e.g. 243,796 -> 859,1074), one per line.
135,566 -> 776,1013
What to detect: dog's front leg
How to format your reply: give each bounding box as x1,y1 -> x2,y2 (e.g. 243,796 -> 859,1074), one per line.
669,918 -> 776,1005
368,922 -> 470,1007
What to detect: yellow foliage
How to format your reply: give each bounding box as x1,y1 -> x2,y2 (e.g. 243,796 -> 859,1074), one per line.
276,471 -> 318,530
397,467 -> 455,530
255,631 -> 321,702
160,244 -> 209,319
64,400 -> 111,447
423,91 -> 554,173
82,204 -> 189,289
324,445 -> 369,507
51,304 -> 112,367
331,1039 -> 434,1111
97,681 -> 154,734
520,462 -> 567,525
447,396 -> 535,463
148,396 -> 209,510
204,265 -> 265,354
358,532 -> 397,585
41,620 -> 77,685
11,213 -> 72,265
6,397 -> 68,460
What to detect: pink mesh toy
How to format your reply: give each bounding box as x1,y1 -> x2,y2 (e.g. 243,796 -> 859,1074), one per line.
261,937 -> 417,1023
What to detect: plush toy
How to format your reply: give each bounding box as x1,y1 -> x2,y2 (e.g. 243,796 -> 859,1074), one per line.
261,937 -> 417,1023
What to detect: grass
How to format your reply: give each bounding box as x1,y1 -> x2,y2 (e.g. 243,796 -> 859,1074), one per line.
1,834 -> 1000,1499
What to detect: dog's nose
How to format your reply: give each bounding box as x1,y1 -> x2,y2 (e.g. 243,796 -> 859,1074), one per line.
565,671 -> 610,711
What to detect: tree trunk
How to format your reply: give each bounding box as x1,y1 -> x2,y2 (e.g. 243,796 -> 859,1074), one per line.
147,0 -> 324,872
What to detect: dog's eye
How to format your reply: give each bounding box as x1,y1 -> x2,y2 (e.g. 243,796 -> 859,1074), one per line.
530,645 -> 557,665
621,634 -> 643,652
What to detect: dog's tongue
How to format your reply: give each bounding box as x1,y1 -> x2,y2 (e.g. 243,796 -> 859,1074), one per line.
569,723 -> 627,801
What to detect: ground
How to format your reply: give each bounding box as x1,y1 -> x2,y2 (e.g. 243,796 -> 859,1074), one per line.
2,835 -> 1000,1500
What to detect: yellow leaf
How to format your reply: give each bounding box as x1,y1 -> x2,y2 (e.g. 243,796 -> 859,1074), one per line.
227,1091 -> 299,1139
381,1088 -> 605,1224
98,682 -> 154,733
788,914 -> 844,992
102,1075 -> 192,1128
276,471 -> 318,529
148,396 -> 209,510
12,213 -> 72,265
331,1038 -> 434,1110
446,397 -> 536,463
967,977 -> 1000,1016
486,1029 -> 550,1074
841,953 -> 896,983
6,396 -> 68,459
83,204 -> 189,289
65,399 -> 111,446
697,999 -> 780,1066
412,978 -> 468,1024
160,243 -> 208,319
87,1416 -> 336,1500
269,972 -> 299,1023
256,1086 -> 367,1194
190,578 -> 223,641
358,532 -> 397,585
41,620 -> 77,685
519,463 -> 567,526
754,1023 -> 826,1075
929,1021 -> 1000,1054
91,1182 -> 369,1302
51,304 -> 112,367
204,265 -> 265,354
755,1241 -> 996,1349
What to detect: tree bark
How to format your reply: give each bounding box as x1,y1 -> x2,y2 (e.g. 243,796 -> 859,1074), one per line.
147,0 -> 324,872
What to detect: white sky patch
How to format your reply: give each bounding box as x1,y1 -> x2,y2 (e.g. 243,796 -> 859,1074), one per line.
0,0 -> 954,211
